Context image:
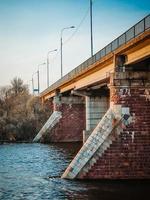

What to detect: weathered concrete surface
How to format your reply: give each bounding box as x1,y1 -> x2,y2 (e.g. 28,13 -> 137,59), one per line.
86,96 -> 109,131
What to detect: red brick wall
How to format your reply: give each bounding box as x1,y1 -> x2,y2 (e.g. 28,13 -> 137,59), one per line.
43,102 -> 86,142
83,73 -> 150,179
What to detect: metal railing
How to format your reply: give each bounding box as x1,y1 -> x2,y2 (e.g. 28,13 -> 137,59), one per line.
41,14 -> 150,96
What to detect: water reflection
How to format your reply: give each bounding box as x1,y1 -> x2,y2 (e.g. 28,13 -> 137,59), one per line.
0,143 -> 149,200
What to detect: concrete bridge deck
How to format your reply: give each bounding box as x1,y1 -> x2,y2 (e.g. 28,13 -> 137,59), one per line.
41,15 -> 150,101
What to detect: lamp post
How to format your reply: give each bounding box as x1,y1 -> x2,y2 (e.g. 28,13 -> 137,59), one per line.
37,62 -> 46,94
90,0 -> 93,57
47,49 -> 57,87
31,78 -> 34,94
60,26 -> 75,78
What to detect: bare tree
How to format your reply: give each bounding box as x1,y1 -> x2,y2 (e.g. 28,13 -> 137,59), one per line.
11,77 -> 29,95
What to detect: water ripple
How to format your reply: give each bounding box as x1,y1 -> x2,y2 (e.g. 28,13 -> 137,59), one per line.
0,143 -> 149,200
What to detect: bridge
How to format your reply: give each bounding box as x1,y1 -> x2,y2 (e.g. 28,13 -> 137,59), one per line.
34,15 -> 150,179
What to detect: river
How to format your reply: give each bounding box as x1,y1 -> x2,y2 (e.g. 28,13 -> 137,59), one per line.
0,143 -> 149,200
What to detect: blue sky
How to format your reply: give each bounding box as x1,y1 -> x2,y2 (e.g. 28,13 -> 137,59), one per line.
0,0 -> 149,92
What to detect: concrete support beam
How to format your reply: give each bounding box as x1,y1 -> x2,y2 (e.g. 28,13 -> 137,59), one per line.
86,96 -> 109,131
86,96 -> 90,131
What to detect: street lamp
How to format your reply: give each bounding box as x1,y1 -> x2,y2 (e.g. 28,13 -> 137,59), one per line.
37,62 -> 46,94
47,49 -> 57,87
90,0 -> 93,57
60,26 -> 75,78
31,78 -> 34,94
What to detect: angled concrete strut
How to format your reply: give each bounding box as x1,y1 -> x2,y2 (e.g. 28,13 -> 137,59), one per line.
33,111 -> 62,142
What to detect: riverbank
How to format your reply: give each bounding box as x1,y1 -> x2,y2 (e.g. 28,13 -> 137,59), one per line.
0,140 -> 33,144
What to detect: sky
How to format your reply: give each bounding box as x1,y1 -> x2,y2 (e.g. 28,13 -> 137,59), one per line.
0,0 -> 149,93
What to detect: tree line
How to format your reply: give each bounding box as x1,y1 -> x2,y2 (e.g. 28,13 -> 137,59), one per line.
0,77 -> 51,142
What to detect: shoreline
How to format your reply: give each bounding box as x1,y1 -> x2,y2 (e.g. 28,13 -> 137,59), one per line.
0,140 -> 33,144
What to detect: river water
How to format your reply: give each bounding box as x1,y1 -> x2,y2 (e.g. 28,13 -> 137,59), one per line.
0,143 -> 149,200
